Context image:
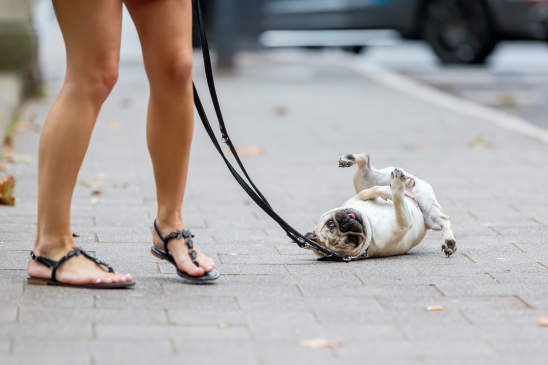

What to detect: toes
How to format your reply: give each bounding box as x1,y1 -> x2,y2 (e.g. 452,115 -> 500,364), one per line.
176,253 -> 205,276
197,253 -> 216,272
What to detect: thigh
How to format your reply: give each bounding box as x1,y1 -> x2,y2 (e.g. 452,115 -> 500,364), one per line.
124,0 -> 192,80
53,0 -> 123,78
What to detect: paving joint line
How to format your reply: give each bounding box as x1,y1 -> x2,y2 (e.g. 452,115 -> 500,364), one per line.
512,295 -> 534,310
430,283 -> 446,297
511,242 -> 526,253
462,252 -> 477,263
458,309 -> 474,325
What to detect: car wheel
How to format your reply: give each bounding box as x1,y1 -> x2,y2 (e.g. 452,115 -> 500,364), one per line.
423,0 -> 497,64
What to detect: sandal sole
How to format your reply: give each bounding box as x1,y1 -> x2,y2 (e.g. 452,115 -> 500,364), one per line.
150,247 -> 220,283
27,277 -> 136,289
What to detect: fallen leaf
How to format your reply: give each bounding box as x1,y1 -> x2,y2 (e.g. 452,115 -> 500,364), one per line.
470,135 -> 488,150
0,175 -> 16,206
298,338 -> 342,349
497,92 -> 517,106
274,105 -> 288,116
232,145 -> 262,158
427,305 -> 443,311
120,98 -> 132,108
218,322 -> 231,329
538,317 -> 548,327
81,173 -> 105,194
72,232 -> 80,238
107,120 -> 119,132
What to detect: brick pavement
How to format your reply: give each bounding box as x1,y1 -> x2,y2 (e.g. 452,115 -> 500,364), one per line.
1,51 -> 547,365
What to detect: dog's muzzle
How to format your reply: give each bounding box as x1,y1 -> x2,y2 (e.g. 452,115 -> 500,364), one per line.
334,209 -> 364,234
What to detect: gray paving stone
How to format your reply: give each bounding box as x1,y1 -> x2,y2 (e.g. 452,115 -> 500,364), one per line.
2,38 -> 548,364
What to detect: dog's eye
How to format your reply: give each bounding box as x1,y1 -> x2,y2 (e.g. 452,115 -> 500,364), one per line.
325,219 -> 335,230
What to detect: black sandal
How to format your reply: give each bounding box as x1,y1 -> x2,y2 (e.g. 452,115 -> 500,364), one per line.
27,247 -> 135,288
151,219 -> 220,283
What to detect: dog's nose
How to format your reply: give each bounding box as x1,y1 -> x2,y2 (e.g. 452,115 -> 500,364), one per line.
335,210 -> 362,233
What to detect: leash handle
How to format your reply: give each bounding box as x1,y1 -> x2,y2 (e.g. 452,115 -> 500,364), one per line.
191,0 -> 351,261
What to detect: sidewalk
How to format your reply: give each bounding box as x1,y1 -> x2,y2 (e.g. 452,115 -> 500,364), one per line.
1,50 -> 547,365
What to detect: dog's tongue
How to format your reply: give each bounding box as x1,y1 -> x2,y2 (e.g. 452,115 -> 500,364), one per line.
347,213 -> 356,220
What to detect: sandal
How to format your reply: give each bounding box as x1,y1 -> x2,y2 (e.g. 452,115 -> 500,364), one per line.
151,219 -> 220,283
27,247 -> 135,288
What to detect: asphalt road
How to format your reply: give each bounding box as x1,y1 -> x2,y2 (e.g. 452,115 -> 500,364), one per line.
360,40 -> 548,128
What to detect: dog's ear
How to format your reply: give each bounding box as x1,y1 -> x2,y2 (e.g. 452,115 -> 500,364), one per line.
305,231 -> 318,241
364,154 -> 371,168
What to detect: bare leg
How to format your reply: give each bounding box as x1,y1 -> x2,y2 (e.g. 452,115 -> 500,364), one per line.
125,0 -> 215,276
29,0 -> 131,284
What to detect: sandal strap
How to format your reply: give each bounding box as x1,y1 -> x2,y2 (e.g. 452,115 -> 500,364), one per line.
30,247 -> 114,282
153,219 -> 199,267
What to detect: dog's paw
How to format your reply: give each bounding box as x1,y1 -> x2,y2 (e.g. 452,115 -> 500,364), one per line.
441,239 -> 457,257
338,154 -> 355,168
390,168 -> 406,193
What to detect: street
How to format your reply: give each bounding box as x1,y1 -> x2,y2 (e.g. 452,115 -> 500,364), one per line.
0,2 -> 547,365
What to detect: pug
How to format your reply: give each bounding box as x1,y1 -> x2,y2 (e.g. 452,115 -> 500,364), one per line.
306,154 -> 456,259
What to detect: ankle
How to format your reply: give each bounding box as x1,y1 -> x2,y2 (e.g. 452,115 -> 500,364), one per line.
33,234 -> 75,258
155,211 -> 184,228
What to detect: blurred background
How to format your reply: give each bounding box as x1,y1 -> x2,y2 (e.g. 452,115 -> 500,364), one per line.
1,0 -> 548,131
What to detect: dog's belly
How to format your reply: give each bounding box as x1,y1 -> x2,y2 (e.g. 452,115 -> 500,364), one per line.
343,197 -> 426,257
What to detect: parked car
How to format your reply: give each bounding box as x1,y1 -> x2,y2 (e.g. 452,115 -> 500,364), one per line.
260,0 -> 548,64
197,0 -> 548,65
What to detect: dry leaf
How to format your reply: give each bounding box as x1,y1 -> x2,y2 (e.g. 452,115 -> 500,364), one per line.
471,135 -> 488,150
427,305 -> 444,311
497,92 -> 517,106
120,98 -> 132,108
72,232 -> 80,238
218,322 -> 230,329
0,175 -> 16,206
233,145 -> 262,158
107,120 -> 119,132
81,173 -> 105,194
538,317 -> 548,327
274,105 -> 288,116
298,338 -> 342,349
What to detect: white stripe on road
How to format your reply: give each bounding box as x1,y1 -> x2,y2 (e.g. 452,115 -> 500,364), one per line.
349,60 -> 548,145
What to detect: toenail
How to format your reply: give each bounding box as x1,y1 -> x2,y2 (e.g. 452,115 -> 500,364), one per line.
207,265 -> 213,270
95,278 -> 101,283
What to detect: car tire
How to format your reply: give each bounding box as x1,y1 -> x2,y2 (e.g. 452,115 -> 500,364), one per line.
423,0 -> 497,64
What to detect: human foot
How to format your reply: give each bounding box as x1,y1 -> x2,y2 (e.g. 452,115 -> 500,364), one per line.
28,244 -> 133,287
152,219 -> 216,278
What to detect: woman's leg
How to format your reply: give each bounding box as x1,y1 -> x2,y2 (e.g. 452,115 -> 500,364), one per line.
28,0 -> 131,284
125,0 -> 215,276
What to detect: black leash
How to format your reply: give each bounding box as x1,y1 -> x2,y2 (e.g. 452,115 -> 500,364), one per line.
191,0 -> 352,261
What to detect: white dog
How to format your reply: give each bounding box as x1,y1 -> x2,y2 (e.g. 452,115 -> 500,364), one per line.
306,153 -> 456,259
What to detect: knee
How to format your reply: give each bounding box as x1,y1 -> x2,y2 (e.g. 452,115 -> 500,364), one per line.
149,51 -> 193,93
67,56 -> 119,103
